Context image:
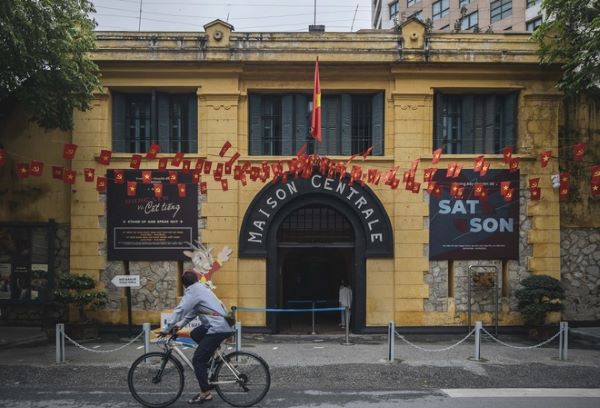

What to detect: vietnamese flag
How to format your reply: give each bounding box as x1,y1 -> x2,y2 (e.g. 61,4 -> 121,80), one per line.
450,182 -> 460,197
480,161 -> 491,177
503,188 -> 514,202
171,152 -> 184,167
142,170 -> 152,184
432,184 -> 443,198
192,170 -> 201,183
219,141 -> 232,157
182,160 -> 191,173
573,143 -> 586,161
63,170 -> 76,185
540,151 -> 552,168
432,148 -> 443,164
221,179 -> 229,191
310,57 -> 322,143
529,177 -> 540,189
30,160 -> 43,177
127,181 -> 137,196
508,157 -> 520,173
412,182 -> 421,194
200,182 -> 208,195
130,154 -> 142,169
591,181 -> 600,197
178,183 -> 186,198
500,181 -> 511,197
158,157 -> 168,170
99,149 -> 112,165
146,143 -> 160,159
52,166 -> 64,180
63,143 -> 77,160
559,185 -> 569,200
530,187 -> 541,201
168,171 -> 178,184
96,176 -> 107,192
153,183 -> 163,198
502,146 -> 513,163
114,169 -> 125,184
84,168 -> 95,182
16,163 -> 29,179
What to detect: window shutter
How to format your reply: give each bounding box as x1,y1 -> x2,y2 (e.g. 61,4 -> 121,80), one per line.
294,94 -> 309,153
281,94 -> 294,155
473,95 -> 485,153
322,96 -> 340,155
187,94 -> 198,153
249,94 -> 262,155
157,92 -> 171,152
371,92 -> 384,156
502,93 -> 517,152
112,92 -> 126,152
483,95 -> 496,153
461,95 -> 474,154
434,92 -> 444,152
341,94 -> 352,156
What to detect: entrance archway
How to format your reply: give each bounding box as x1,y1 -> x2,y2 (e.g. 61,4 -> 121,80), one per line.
277,205 -> 353,333
238,173 -> 394,333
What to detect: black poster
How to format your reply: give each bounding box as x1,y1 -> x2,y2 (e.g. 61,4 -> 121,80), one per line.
429,169 -> 519,260
107,170 -> 198,261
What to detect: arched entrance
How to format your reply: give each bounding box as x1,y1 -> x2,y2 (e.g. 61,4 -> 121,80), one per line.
277,205 -> 354,333
238,173 -> 394,333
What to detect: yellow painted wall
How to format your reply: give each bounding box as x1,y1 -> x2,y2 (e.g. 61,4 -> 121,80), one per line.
1,20 -> 568,328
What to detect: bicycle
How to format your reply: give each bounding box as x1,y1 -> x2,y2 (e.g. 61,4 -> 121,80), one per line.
127,332 -> 270,407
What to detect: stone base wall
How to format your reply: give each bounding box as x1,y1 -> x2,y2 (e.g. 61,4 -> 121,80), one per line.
561,228 -> 600,321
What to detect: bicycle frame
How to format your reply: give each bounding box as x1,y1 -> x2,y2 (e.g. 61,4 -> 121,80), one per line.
159,337 -> 244,386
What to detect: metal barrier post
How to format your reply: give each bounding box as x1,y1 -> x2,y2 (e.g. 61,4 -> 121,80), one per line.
55,323 -> 65,363
310,301 -> 317,335
560,322 -> 568,361
143,323 -> 150,354
235,321 -> 242,352
342,307 -> 352,345
474,321 -> 482,361
387,321 -> 395,362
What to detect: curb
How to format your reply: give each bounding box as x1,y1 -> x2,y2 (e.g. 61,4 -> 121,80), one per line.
0,335 -> 49,351
570,329 -> 600,349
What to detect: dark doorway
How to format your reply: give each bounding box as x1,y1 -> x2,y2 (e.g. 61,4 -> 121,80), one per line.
275,204 -> 354,334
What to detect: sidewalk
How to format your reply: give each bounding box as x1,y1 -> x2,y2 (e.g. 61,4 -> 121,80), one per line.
0,325 -> 599,370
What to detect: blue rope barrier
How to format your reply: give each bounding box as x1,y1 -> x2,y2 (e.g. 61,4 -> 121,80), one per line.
235,306 -> 344,313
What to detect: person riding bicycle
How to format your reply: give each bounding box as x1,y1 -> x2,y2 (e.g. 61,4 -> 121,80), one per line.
160,270 -> 234,404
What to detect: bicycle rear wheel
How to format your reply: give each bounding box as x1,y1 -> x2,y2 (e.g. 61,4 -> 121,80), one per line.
214,351 -> 271,407
128,352 -> 184,408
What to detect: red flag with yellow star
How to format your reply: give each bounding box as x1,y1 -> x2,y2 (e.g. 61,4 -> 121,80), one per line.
99,149 -> 112,165
530,187 -> 541,201
310,57 -> 322,143
127,181 -> 137,196
178,183 -> 186,198
63,170 -> 76,185
540,151 -> 552,168
16,163 -> 29,179
84,168 -> 95,182
142,170 -> 152,184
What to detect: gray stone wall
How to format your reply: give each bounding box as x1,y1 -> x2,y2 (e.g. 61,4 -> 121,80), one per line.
561,228 -> 600,321
424,178 -> 533,316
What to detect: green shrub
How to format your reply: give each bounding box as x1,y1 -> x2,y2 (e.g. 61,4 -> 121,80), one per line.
54,274 -> 107,322
515,275 -> 565,326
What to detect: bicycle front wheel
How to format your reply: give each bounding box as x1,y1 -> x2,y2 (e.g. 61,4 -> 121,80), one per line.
214,351 -> 271,407
128,352 -> 184,408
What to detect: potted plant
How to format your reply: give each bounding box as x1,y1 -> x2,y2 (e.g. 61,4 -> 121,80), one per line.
515,274 -> 565,338
53,274 -> 107,339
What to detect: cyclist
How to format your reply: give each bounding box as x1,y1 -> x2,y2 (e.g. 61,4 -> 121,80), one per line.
160,270 -> 234,404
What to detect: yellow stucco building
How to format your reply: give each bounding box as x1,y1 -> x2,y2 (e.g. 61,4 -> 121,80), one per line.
4,19 -> 586,332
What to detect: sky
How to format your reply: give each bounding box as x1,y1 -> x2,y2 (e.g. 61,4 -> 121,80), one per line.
92,0 -> 374,32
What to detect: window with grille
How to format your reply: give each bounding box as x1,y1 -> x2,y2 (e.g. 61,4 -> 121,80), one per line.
112,91 -> 197,153
433,92 -> 518,154
278,205 -> 354,243
249,93 -> 384,156
491,0 -> 512,23
460,11 -> 478,31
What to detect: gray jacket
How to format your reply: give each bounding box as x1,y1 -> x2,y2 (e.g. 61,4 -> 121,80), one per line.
164,282 -> 233,334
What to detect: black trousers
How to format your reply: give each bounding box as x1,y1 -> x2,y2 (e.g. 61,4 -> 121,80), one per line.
190,326 -> 232,392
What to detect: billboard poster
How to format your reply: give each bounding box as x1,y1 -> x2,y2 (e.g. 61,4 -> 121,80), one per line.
429,169 -> 519,260
107,170 -> 198,261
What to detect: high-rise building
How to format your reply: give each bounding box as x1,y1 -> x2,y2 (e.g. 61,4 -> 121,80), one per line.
372,0 -> 543,32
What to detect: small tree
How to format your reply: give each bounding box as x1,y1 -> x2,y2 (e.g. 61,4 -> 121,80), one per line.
54,274 -> 107,322
515,275 -> 565,326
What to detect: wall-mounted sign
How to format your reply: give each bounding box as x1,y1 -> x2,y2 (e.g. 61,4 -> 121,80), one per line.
239,173 -> 394,257
111,275 -> 141,288
107,170 -> 198,261
429,170 -> 519,260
